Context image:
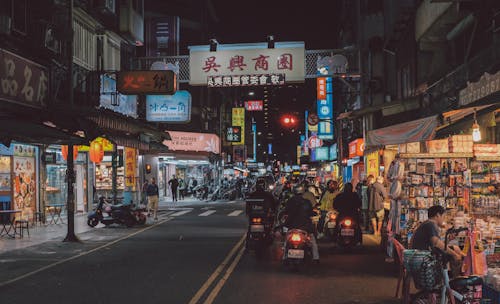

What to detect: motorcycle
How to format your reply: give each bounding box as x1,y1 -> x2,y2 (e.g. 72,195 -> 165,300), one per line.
282,228 -> 313,270
87,197 -> 143,228
323,210 -> 339,241
336,215 -> 362,250
245,199 -> 274,258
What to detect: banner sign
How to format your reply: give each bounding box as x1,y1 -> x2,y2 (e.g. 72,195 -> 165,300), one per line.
207,74 -> 284,87
232,108 -> 245,145
226,126 -> 242,142
366,151 -> 379,178
459,70 -> 500,106
189,42 -> 305,86
146,90 -> 191,122
163,131 -> 220,154
348,138 -> 365,158
317,77 -> 326,100
125,148 -> 136,188
117,70 -> 177,95
0,48 -> 49,108
244,100 -> 264,111
100,75 -> 138,118
317,77 -> 334,140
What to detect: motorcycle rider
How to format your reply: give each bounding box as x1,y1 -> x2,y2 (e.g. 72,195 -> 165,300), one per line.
246,177 -> 277,224
333,182 -> 362,243
318,180 -> 339,237
283,184 -> 320,263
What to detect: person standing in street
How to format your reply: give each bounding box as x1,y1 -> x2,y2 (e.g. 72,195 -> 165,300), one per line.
369,175 -> 388,236
146,178 -> 159,221
141,180 -> 149,206
168,175 -> 179,203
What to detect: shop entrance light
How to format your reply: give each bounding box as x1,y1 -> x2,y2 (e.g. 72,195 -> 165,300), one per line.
472,109 -> 481,142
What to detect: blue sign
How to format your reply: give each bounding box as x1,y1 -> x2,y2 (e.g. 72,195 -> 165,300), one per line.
317,77 -> 334,140
315,147 -> 329,161
146,91 -> 192,122
0,144 -> 13,155
100,75 -> 138,118
329,144 -> 338,160
268,143 -> 272,154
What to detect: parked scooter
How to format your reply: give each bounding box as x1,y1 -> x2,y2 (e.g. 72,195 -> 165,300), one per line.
87,197 -> 143,228
245,199 -> 274,258
336,215 -> 362,250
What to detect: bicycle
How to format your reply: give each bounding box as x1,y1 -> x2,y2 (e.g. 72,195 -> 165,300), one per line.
406,227 -> 483,304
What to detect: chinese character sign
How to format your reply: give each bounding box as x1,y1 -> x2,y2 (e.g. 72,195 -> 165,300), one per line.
117,70 -> 176,95
146,90 -> 191,122
244,100 -> 263,111
125,148 -> 137,188
0,48 -> 48,108
163,131 -> 220,154
207,74 -> 284,87
226,126 -> 242,142
317,77 -> 334,140
189,42 -> 305,85
100,75 -> 138,118
232,108 -> 245,145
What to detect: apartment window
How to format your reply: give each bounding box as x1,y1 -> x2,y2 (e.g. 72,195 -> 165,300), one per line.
73,19 -> 96,70
103,35 -> 121,71
0,0 -> 27,34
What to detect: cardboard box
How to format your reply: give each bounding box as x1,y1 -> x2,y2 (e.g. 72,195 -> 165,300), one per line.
427,139 -> 449,153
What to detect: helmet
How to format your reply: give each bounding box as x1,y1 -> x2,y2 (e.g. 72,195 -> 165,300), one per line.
255,177 -> 266,191
293,184 -> 305,195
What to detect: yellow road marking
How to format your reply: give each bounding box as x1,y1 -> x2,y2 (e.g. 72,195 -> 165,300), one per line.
188,234 -> 245,304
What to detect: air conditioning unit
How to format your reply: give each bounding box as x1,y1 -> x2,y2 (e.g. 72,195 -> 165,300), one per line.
96,0 -> 116,14
0,15 -> 12,35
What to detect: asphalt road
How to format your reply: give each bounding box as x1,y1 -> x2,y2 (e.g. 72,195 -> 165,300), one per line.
0,201 -> 400,304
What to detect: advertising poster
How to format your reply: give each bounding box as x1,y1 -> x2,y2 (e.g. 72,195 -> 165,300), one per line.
232,108 -> 245,145
366,151 -> 379,179
0,156 -> 11,192
13,156 -> 36,219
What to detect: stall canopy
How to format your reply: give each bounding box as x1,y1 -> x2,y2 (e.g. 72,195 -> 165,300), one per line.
366,115 -> 438,148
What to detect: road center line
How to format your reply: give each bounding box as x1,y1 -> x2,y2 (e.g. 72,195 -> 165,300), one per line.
0,218 -> 172,288
188,234 -> 245,304
203,245 -> 245,304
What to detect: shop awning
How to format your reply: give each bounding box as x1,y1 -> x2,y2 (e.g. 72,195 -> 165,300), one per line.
366,115 -> 439,147
0,119 -> 88,146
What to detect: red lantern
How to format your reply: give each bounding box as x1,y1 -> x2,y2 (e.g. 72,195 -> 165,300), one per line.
61,145 -> 78,161
89,141 -> 104,163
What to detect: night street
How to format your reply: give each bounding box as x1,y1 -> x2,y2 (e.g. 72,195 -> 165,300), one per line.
0,201 -> 399,304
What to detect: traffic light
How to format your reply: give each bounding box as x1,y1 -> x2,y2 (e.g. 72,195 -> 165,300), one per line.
281,114 -> 297,126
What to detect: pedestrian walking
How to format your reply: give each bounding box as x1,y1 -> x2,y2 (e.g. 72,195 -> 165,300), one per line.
168,175 -> 179,203
178,178 -> 185,200
146,178 -> 159,220
141,180 -> 149,206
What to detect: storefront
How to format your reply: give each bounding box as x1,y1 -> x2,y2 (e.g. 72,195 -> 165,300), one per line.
366,107 -> 500,282
347,138 -> 365,183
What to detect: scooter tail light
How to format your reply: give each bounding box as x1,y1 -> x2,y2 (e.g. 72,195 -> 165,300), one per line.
290,233 -> 302,243
330,214 -> 337,220
251,217 -> 262,224
344,219 -> 352,226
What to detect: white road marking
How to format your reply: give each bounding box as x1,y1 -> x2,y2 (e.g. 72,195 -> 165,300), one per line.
0,218 -> 172,287
227,200 -> 237,204
198,210 -> 216,217
170,209 -> 193,217
227,210 -> 243,216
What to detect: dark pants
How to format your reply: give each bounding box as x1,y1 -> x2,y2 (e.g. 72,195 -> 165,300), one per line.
172,187 -> 178,201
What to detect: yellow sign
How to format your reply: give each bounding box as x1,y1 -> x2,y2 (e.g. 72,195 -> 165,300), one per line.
79,137 -> 114,152
308,123 -> 318,132
297,145 -> 302,164
125,148 -> 136,189
232,108 -> 245,145
366,151 -> 379,178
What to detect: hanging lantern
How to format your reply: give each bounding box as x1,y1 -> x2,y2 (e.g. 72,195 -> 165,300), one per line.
89,141 -> 104,163
61,145 -> 78,161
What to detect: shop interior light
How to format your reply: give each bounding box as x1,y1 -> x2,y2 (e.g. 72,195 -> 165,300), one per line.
472,109 -> 481,142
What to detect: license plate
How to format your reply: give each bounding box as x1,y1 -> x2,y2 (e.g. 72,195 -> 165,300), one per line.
250,225 -> 264,232
287,249 -> 304,259
327,222 -> 336,228
341,228 -> 354,236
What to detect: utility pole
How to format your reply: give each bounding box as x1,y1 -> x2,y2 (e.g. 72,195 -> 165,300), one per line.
64,0 -> 79,243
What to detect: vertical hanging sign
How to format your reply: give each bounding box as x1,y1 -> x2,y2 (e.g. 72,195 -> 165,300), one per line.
125,148 -> 136,189
317,77 -> 334,140
232,107 -> 245,145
